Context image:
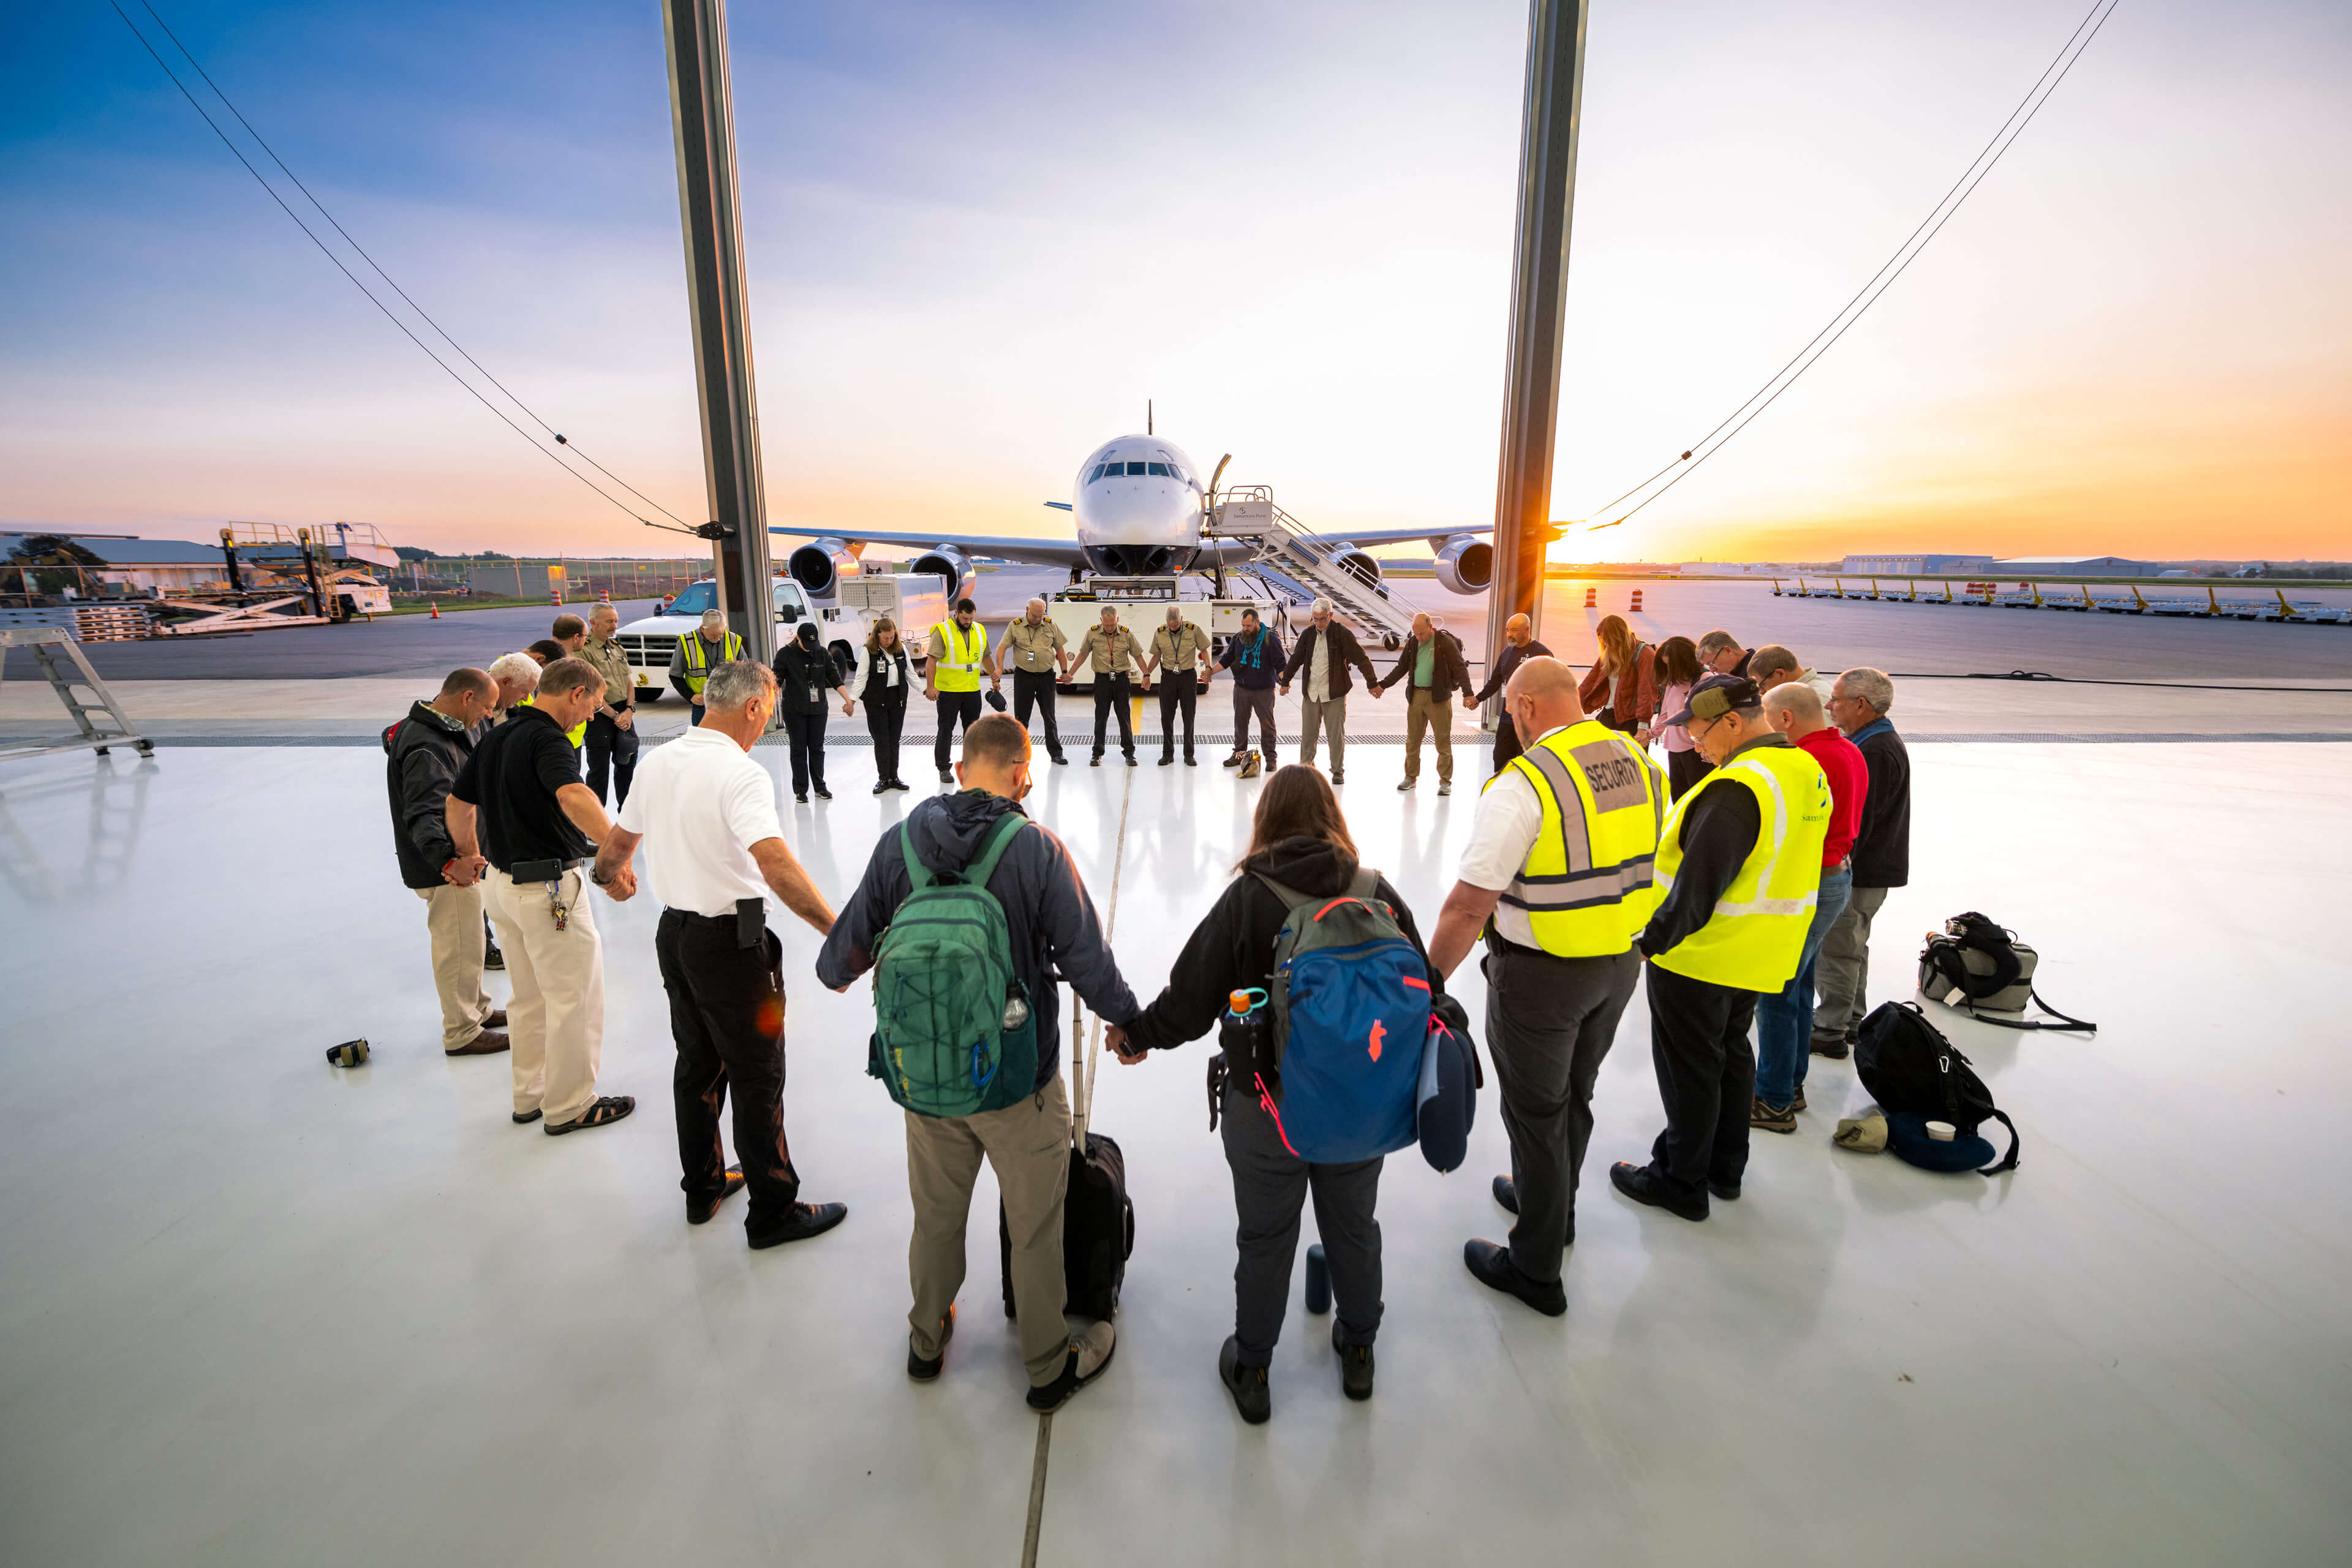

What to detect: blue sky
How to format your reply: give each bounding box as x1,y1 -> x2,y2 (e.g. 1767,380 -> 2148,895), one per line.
3,1 -> 2346,560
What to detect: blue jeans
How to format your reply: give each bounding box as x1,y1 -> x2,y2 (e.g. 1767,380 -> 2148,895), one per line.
1754,865 -> 1852,1109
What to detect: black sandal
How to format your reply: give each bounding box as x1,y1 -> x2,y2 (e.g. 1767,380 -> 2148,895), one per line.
545,1095 -> 635,1136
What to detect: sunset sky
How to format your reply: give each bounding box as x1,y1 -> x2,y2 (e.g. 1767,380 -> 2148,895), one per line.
2,0 -> 2345,563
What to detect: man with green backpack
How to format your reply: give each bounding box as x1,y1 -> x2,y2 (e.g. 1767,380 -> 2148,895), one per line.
817,713 -> 1142,1412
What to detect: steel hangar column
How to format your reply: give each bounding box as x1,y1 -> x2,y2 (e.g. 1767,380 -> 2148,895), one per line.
662,0 -> 777,670
1484,0 -> 1588,708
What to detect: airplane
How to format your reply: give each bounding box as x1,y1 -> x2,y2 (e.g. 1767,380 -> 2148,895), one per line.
769,431 -> 1496,606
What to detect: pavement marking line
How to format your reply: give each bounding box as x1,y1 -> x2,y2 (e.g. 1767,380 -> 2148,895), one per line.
1021,764 -> 1131,1568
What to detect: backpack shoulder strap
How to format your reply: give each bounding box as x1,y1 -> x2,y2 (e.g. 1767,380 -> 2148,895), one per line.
1249,871 -> 1316,913
897,823 -> 933,889
1978,1109 -> 2021,1174
960,812 -> 1031,892
1347,865 -> 1380,902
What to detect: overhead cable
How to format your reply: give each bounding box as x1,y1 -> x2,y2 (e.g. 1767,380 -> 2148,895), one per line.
1581,0 -> 2124,533
106,1 -> 689,530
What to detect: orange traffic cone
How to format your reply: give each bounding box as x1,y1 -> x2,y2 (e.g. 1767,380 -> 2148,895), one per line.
1630,588 -> 1644,613
598,589 -> 611,605
429,600 -> 439,619
1583,586 -> 1597,609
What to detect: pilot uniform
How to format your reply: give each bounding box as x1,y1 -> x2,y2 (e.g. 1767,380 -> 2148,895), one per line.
1075,624 -> 1144,764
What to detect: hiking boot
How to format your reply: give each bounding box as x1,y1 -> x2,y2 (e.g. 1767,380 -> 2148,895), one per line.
1610,1161 -> 1708,1221
908,1305 -> 955,1382
1491,1174 -> 1520,1215
1462,1239 -> 1567,1317
1216,1335 -> 1270,1424
748,1200 -> 848,1250
1028,1322 -> 1117,1413
1750,1096 -> 1797,1134
1330,770 -> 1344,785
1811,1035 -> 1850,1060
938,768 -> 954,785
686,1164 -> 745,1225
1332,1321 -> 1375,1401
1222,751 -> 1248,768
1791,1084 -> 1808,1113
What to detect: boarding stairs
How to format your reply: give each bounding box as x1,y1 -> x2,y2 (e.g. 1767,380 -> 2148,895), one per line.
0,627 -> 154,764
1203,486 -> 1419,650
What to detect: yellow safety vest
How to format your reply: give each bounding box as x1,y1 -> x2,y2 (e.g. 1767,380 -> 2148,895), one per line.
517,694 -> 587,748
1650,742 -> 1831,991
677,629 -> 745,693
931,619 -> 988,692
1488,720 -> 1665,957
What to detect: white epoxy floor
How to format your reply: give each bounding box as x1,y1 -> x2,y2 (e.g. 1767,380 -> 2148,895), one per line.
1,741 -> 2347,1566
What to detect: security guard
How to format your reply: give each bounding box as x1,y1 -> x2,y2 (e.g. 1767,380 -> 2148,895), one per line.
992,597 -> 1071,766
925,597 -> 989,783
1610,673 -> 1829,1223
669,608 -> 746,729
1428,655 -> 1664,1315
1073,605 -> 1145,766
1142,603 -> 1213,766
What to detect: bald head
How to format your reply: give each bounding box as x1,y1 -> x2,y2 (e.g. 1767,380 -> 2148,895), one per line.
1503,654 -> 1585,743
1763,682 -> 1827,739
1504,613 -> 1532,646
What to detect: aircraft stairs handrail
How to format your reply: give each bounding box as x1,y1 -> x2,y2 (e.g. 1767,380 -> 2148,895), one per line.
1204,486 -> 1419,647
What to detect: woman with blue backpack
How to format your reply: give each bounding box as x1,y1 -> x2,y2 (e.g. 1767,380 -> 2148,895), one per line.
1111,765 -> 1446,1424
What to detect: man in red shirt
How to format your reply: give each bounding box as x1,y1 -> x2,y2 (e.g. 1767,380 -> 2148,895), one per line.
1750,684 -> 1865,1130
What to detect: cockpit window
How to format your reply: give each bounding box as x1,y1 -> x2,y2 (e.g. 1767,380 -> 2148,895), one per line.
1146,462 -> 1169,476
1088,464 -> 1107,482
1129,461 -> 1150,475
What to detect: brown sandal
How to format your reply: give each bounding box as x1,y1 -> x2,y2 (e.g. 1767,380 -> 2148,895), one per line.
545,1095 -> 635,1136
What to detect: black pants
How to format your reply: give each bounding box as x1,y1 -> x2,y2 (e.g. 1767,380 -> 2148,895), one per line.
865,691 -> 907,782
584,711 -> 639,807
1092,673 -> 1134,756
1011,669 -> 1065,761
1221,1072 -> 1382,1367
1491,714 -> 1526,774
655,910 -> 799,1231
1641,960 -> 1758,1203
1157,672 -> 1198,759
1483,943 -> 1640,1282
782,709 -> 827,794
1667,748 -> 1710,801
933,689 -> 983,772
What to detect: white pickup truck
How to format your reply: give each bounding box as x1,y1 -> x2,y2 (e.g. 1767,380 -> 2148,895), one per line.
615,574 -> 950,699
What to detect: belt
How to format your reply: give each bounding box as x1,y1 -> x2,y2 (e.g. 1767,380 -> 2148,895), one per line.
666,897 -> 769,948
496,857 -> 588,879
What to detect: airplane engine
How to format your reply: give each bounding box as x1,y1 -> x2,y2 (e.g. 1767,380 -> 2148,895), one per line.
786,538 -> 859,598
1433,535 -> 1494,595
1326,545 -> 1387,597
910,545 -> 974,604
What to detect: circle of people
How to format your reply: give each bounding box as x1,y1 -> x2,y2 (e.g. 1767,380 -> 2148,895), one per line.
382,600 -> 1911,1420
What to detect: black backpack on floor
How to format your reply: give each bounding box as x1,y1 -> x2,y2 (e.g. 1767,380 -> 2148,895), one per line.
1855,1001 -> 2019,1175
1918,911 -> 2096,1033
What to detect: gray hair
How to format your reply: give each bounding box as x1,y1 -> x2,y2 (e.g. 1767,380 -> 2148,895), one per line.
1697,629 -> 1741,662
1311,597 -> 1333,614
1026,597 -> 1047,614
488,652 -> 541,692
1839,666 -> 1894,715
699,608 -> 726,627
589,603 -> 618,624
703,658 -> 776,712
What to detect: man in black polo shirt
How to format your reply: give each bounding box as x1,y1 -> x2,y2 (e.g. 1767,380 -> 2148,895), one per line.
447,656 -> 638,1135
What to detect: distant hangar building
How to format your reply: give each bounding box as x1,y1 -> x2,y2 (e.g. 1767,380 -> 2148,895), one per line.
1990,556 -> 2163,577
1838,553 -> 1995,576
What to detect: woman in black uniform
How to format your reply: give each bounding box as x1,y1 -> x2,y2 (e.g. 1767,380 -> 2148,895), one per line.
772,620 -> 852,802
853,616 -> 913,793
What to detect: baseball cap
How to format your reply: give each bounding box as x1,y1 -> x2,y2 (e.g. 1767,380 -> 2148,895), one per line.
1664,673 -> 1760,728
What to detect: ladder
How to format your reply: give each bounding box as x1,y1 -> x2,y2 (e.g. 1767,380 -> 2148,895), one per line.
0,628 -> 155,764
1202,485 -> 1420,649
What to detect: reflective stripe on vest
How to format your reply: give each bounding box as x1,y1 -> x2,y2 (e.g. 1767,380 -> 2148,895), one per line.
932,620 -> 987,691
1649,744 -> 1831,991
517,693 -> 587,748
678,630 -> 744,693
1485,720 -> 1665,957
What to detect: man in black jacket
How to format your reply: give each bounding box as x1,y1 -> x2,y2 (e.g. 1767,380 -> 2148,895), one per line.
1812,667 -> 1910,1056
385,668 -> 507,1056
817,714 -> 1141,1413
1469,612 -> 1551,771
1278,597 -> 1381,783
1378,613 -> 1478,794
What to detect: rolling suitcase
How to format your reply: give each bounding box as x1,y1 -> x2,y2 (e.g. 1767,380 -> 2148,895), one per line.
1001,998 -> 1134,1321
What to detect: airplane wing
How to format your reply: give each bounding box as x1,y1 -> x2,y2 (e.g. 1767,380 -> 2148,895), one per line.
1310,523 -> 1493,548
767,525 -> 1088,570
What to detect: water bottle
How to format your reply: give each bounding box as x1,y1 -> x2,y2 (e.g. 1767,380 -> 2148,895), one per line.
1304,1243 -> 1331,1314
1001,980 -> 1030,1032
1218,988 -> 1270,1080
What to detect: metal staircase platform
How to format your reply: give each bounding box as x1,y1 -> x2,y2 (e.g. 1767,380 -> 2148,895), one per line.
1204,486 -> 1419,649
0,628 -> 156,764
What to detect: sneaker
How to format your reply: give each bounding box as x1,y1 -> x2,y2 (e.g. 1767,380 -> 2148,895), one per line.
1491,1174 -> 1520,1215
1749,1096 -> 1797,1134
814,786 -> 832,801
483,943 -> 505,973
1396,778 -> 1415,792
748,1200 -> 848,1250
907,1305 -> 955,1382
1051,753 -> 1069,766
872,780 -> 890,795
1159,755 -> 1174,766
795,793 -> 809,804
1811,1035 -> 1850,1060
1462,1239 -> 1567,1317
1331,771 -> 1344,785
1222,752 -> 1248,769
1791,1084 -> 1808,1113
1332,1321 -> 1374,1401
687,1164 -> 745,1225
1125,753 -> 1138,767
1184,755 -> 1197,767
889,778 -> 912,792
1438,780 -> 1452,796
1609,1161 -> 1708,1222
1090,752 -> 1102,767
1216,1335 -> 1270,1425
1028,1322 -> 1117,1413
938,768 -> 954,785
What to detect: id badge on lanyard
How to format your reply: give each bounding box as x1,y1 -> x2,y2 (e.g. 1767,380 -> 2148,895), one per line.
807,684 -> 821,705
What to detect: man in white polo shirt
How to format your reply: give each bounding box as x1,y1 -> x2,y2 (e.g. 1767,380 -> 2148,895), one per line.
592,658 -> 848,1250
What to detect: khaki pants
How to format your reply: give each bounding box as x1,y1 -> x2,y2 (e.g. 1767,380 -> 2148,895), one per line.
1404,688 -> 1455,783
415,883 -> 494,1050
483,867 -> 605,1125
1298,695 -> 1346,772
904,1075 -> 1072,1387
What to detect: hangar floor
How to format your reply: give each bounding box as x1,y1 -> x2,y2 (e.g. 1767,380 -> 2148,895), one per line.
1,737 -> 2346,1567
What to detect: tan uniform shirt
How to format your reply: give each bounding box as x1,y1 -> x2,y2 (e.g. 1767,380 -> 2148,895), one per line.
1000,617 -> 1067,674
1076,625 -> 1144,676
1150,623 -> 1209,676
579,637 -> 633,707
